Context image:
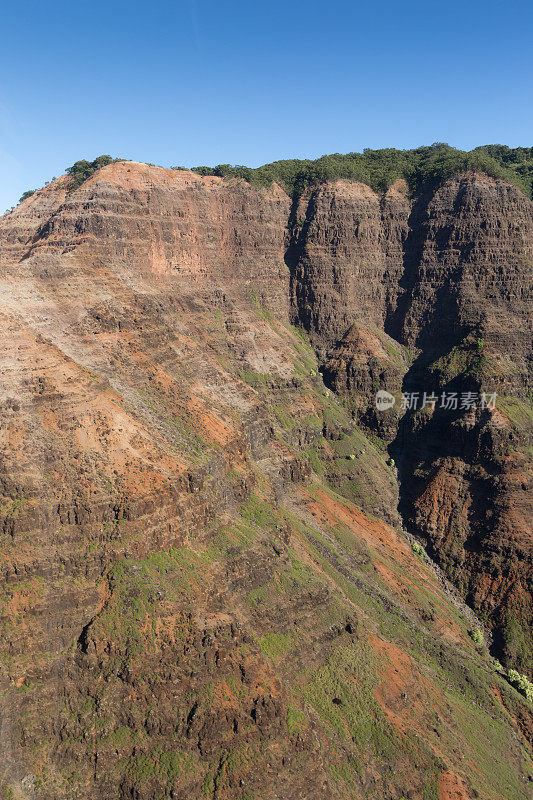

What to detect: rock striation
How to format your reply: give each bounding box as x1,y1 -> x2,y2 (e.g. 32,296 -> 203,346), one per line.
0,162 -> 531,800
288,171 -> 533,675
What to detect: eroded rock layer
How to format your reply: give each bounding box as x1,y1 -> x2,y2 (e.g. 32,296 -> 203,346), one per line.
0,163 -> 531,800
289,172 -> 533,675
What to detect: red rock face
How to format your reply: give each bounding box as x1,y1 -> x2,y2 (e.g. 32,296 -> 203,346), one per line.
390,175 -> 533,674
0,163 -> 531,800
289,171 -> 533,675
288,179 -> 410,345
399,173 -> 533,365
21,163 -> 292,320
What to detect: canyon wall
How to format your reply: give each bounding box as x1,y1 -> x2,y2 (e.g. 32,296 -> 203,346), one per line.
289,171 -> 533,675
0,163 -> 531,800
26,163 -> 292,318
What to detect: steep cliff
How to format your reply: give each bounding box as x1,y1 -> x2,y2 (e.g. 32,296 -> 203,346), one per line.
289,172 -> 533,676
0,163 -> 531,800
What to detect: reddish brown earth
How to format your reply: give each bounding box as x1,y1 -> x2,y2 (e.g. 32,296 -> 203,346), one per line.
0,163 -> 531,800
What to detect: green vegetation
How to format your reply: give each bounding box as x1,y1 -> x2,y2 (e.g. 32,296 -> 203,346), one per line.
302,638 -> 442,790
286,704 -> 307,736
411,541 -> 426,559
500,610 -> 533,675
23,143 -> 533,209
428,334 -> 488,382
90,548 -> 211,675
239,493 -> 279,530
468,628 -> 484,647
443,686 -> 530,799
238,367 -> 273,389
126,747 -> 197,787
497,396 -> 533,434
507,670 -> 533,703
19,189 -> 36,203
473,143 -> 533,197
66,154 -> 122,189
22,143 -> 533,206
257,631 -> 294,662
185,143 -> 533,199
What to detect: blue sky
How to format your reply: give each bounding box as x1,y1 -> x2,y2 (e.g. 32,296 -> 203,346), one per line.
1,0 -> 532,212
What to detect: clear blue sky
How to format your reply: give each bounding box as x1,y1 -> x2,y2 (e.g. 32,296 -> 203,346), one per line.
1,0 -> 532,212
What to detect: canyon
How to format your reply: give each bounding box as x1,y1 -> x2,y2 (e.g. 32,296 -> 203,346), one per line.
0,160 -> 531,800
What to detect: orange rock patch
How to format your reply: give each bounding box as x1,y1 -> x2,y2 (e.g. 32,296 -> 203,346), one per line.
438,769 -> 472,800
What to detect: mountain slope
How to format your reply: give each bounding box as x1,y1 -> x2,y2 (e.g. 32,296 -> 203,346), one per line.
0,162 -> 531,800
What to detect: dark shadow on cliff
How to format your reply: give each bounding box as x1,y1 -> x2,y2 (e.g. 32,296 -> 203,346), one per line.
383,189 -> 433,342
284,188 -> 321,333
